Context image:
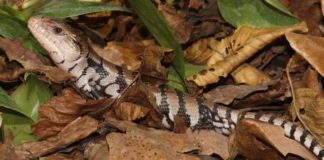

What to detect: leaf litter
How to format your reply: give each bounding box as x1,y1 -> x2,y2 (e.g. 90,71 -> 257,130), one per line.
0,0 -> 324,160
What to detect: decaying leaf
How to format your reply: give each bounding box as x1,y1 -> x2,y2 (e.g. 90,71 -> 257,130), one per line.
15,116 -> 99,159
32,88 -> 110,139
0,133 -> 19,160
286,32 -> 324,77
158,4 -> 192,43
106,118 -> 200,160
90,40 -> 171,77
0,56 -> 25,82
231,64 -> 272,85
203,84 -> 268,105
187,22 -> 308,87
0,38 -> 72,83
290,88 -> 324,146
188,130 -> 229,159
114,102 -> 150,121
84,137 -> 109,160
229,119 -> 316,160
90,41 -> 143,71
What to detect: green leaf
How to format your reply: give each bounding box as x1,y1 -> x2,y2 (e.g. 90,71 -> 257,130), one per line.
33,1 -> 129,18
10,74 -> 53,123
264,0 -> 295,17
218,0 -> 299,28
184,63 -> 205,77
128,0 -> 186,92
0,13 -> 29,39
4,124 -> 37,144
0,87 -> 31,120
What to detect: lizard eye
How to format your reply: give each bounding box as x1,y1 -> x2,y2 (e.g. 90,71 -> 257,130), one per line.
53,27 -> 63,34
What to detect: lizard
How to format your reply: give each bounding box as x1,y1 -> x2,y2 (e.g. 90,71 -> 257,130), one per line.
27,15 -> 324,159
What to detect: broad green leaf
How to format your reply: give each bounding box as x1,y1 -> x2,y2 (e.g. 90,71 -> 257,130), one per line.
23,36 -> 47,55
264,0 -> 295,17
0,87 -> 31,120
0,13 -> 29,39
184,63 -> 205,77
128,0 -> 186,92
10,74 -> 53,123
33,1 -> 129,18
218,0 -> 299,28
4,124 -> 37,144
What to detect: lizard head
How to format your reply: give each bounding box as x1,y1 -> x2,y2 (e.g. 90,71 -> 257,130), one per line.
28,16 -> 88,69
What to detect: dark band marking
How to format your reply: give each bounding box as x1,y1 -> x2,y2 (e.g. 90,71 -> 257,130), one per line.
289,124 -> 297,138
68,63 -> 77,72
239,111 -> 248,120
310,139 -> 319,151
319,149 -> 324,158
254,112 -> 262,120
268,115 -> 276,124
158,85 -> 173,127
56,59 -> 65,64
175,90 -> 191,126
300,130 -> 308,145
281,120 -> 288,128
115,66 -> 128,93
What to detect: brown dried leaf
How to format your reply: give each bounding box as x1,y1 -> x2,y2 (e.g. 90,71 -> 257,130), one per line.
90,41 -> 143,71
229,119 -> 316,160
0,133 -> 19,160
84,137 -> 109,160
33,88 -> 110,139
284,0 -> 322,36
187,22 -> 308,87
188,130 -> 229,159
203,84 -> 268,105
286,32 -> 324,77
291,88 -> 324,146
231,63 -> 272,85
189,0 -> 204,9
114,102 -> 150,121
158,4 -> 192,43
0,56 -> 25,82
106,118 -> 200,160
15,116 -> 98,159
0,38 -> 72,83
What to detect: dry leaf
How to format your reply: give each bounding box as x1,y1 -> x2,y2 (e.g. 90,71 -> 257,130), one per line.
33,88 -> 110,139
0,38 -> 72,83
291,88 -> 324,146
84,137 -> 109,160
286,32 -> 324,77
90,41 -> 143,71
106,118 -> 200,160
229,119 -> 316,160
203,84 -> 268,105
0,133 -> 19,160
187,22 -> 308,87
15,116 -> 98,159
158,4 -> 192,43
188,130 -> 229,159
189,0 -> 204,10
283,0 -> 322,36
231,64 -> 273,85
0,56 -> 25,82
114,102 -> 150,121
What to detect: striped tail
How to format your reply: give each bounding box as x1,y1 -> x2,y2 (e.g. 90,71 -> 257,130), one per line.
153,85 -> 324,159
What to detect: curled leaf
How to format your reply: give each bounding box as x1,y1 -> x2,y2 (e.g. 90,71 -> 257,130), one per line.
32,88 -> 110,139
187,22 -> 308,87
286,32 -> 324,77
229,119 -> 316,160
114,102 -> 150,121
0,38 -> 71,83
15,116 -> 98,159
291,88 -> 324,146
0,56 -> 25,82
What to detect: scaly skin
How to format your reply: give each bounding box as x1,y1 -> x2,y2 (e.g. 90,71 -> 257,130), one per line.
28,16 -> 324,159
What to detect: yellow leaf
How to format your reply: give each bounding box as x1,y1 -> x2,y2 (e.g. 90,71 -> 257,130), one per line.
187,22 -> 308,87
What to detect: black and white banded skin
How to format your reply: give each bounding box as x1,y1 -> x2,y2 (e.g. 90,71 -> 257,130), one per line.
28,16 -> 324,159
